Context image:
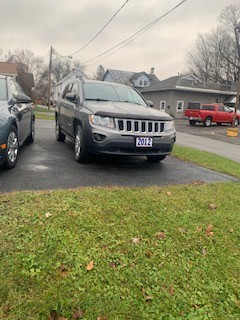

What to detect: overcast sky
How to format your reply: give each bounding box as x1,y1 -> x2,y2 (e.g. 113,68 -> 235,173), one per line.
0,0 -> 237,80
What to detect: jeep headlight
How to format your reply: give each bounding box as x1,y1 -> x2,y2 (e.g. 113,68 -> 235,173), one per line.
89,115 -> 115,129
165,120 -> 175,131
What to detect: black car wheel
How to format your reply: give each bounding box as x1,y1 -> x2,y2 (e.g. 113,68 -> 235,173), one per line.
55,118 -> 66,142
203,117 -> 212,127
147,155 -> 166,162
3,126 -> 19,169
26,117 -> 35,143
189,120 -> 196,126
74,125 -> 89,163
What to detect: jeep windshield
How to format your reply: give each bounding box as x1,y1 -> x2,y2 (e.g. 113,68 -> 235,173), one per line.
84,83 -> 148,107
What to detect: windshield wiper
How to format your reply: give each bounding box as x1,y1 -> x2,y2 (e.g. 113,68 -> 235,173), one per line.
123,100 -> 141,105
86,98 -> 111,102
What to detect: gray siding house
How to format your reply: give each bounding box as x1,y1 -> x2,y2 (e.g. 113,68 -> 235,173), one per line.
141,74 -> 237,118
103,68 -> 160,90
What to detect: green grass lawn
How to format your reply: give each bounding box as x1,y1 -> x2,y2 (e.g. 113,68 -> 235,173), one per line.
0,183 -> 240,319
172,145 -> 240,179
34,105 -> 55,120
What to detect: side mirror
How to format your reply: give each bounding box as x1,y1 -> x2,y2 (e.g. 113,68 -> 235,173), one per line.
65,92 -> 78,103
16,94 -> 32,103
8,94 -> 32,106
147,100 -> 154,108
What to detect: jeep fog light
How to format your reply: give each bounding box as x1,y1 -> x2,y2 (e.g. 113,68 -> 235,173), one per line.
89,115 -> 115,129
165,120 -> 175,131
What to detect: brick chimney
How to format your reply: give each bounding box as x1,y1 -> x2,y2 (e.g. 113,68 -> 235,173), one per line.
150,67 -> 154,75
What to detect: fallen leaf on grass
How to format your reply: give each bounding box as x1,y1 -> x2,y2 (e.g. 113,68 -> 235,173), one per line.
86,260 -> 94,271
178,227 -> 186,233
156,232 -> 165,240
145,295 -> 153,301
45,212 -> 51,218
72,308 -> 84,319
145,250 -> 152,258
169,286 -> 175,296
48,310 -> 58,320
209,203 -> 217,210
132,237 -> 140,244
229,228 -> 234,233
202,248 -> 207,256
166,192 -> 172,196
196,226 -> 203,232
109,262 -> 117,269
59,264 -> 70,278
97,317 -> 108,320
206,224 -> 214,237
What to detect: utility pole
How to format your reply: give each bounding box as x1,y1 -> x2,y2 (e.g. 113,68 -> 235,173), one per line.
47,46 -> 53,110
232,23 -> 240,127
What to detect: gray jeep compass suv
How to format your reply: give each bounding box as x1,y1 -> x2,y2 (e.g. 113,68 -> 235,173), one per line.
55,78 -> 176,163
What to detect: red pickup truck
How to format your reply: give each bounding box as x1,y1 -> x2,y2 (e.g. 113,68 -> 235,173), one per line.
184,103 -> 240,127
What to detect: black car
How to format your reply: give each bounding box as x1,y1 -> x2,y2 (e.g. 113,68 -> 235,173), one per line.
55,79 -> 176,163
0,74 -> 35,169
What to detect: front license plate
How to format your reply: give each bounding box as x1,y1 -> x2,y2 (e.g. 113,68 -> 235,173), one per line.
136,137 -> 153,147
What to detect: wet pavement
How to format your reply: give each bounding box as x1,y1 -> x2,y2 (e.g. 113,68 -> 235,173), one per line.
0,120 -> 239,193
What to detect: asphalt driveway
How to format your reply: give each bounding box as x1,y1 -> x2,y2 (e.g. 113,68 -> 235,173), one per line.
0,120 -> 238,193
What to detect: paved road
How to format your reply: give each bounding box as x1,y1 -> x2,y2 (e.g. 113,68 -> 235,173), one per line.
176,132 -> 240,163
0,120 -> 238,193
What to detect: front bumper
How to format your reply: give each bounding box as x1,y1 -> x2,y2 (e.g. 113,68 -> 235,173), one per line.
84,124 -> 176,156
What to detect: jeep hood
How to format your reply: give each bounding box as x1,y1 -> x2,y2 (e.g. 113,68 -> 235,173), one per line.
84,101 -> 173,121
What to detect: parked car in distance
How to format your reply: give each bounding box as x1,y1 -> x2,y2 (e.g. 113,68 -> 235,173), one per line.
184,103 -> 240,127
55,79 -> 176,163
0,74 -> 35,169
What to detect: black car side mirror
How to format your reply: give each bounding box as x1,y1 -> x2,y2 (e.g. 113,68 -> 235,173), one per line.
147,100 -> 154,108
65,93 -> 79,104
16,94 -> 32,103
8,94 -> 32,106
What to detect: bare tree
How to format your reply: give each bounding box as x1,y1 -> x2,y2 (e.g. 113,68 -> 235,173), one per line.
93,65 -> 105,81
187,3 -> 240,83
6,49 -> 45,97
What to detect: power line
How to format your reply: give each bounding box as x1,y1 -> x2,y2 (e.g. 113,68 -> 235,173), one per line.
83,0 -> 188,66
70,0 -> 130,56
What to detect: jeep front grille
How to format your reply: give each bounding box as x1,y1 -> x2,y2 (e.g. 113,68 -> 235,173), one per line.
116,119 -> 165,135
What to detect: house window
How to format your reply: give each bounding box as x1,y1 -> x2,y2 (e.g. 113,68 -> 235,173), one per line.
160,101 -> 166,111
144,80 -> 148,86
176,100 -> 184,112
139,80 -> 143,86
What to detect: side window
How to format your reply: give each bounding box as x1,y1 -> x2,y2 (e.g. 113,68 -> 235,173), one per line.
160,101 -> 166,111
71,83 -> 79,95
10,79 -> 23,98
176,100 -> 184,112
218,106 -> 224,112
62,83 -> 73,98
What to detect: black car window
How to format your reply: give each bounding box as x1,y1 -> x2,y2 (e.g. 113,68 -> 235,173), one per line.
0,78 -> 7,100
62,83 -> 73,98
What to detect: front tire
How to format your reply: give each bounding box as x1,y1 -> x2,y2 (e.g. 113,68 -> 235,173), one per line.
3,126 -> 19,169
234,118 -> 239,126
203,117 -> 212,127
189,120 -> 196,126
74,125 -> 89,163
147,155 -> 166,162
